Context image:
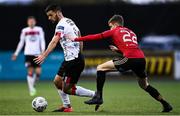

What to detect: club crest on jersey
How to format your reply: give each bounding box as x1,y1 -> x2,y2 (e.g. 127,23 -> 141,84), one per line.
57,26 -> 64,30
29,36 -> 37,42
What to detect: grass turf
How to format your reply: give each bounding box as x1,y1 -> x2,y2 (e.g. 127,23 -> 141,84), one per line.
0,80 -> 180,115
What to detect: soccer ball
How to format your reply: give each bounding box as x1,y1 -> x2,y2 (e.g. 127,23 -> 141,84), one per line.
32,97 -> 48,112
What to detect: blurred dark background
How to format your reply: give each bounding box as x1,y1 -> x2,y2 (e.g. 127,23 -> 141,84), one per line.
0,0 -> 180,50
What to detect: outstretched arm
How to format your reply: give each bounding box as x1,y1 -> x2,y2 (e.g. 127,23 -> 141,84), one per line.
75,33 -> 104,41
34,35 -> 60,64
74,29 -> 114,42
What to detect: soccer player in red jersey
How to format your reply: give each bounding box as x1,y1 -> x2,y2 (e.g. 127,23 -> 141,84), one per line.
68,15 -> 173,112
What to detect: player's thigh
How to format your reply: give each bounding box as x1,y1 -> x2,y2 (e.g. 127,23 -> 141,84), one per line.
112,57 -> 131,72
130,58 -> 149,89
97,60 -> 116,71
31,56 -> 41,70
131,58 -> 147,78
56,60 -> 72,88
57,60 -> 67,78
25,55 -> 37,74
65,58 -> 85,84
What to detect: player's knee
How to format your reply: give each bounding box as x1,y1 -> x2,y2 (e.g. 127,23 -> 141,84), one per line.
53,78 -> 62,90
139,84 -> 146,90
28,71 -> 33,77
138,81 -> 148,90
53,79 -> 57,85
36,68 -> 41,74
53,79 -> 58,87
36,70 -> 41,78
27,67 -> 34,76
36,71 -> 41,76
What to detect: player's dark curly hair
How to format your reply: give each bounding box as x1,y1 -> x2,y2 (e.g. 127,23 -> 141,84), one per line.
108,15 -> 124,26
45,4 -> 62,12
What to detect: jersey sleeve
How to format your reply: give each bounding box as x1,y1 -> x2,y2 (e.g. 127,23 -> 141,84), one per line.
14,29 -> 25,56
54,24 -> 65,38
74,29 -> 114,41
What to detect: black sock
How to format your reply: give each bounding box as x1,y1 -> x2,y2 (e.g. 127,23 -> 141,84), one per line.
145,85 -> 169,106
145,85 -> 161,101
160,99 -> 169,106
96,71 -> 106,98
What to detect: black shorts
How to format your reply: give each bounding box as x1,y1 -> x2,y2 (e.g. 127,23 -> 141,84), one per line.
25,55 -> 40,68
57,54 -> 85,84
113,57 -> 147,78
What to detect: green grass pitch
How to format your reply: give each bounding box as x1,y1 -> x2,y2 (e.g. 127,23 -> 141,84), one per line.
0,80 -> 180,115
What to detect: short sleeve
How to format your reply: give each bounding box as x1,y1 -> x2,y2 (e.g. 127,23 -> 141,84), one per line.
55,25 -> 65,38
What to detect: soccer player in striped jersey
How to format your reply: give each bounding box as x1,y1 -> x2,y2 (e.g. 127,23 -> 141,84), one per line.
12,16 -> 45,96
34,4 -> 95,112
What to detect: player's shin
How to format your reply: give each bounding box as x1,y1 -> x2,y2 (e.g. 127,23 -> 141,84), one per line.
33,73 -> 39,86
145,85 -> 162,101
96,71 -> 106,98
33,73 -> 36,86
57,90 -> 71,108
74,86 -> 95,97
27,73 -> 36,96
145,85 -> 172,111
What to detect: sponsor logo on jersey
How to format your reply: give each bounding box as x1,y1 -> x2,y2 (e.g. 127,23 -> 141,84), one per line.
57,26 -> 64,30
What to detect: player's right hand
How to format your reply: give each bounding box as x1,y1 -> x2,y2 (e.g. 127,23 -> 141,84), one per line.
34,54 -> 46,64
11,54 -> 17,61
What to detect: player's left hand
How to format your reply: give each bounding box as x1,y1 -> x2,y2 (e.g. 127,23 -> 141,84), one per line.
34,54 -> 46,64
11,54 -> 17,61
109,45 -> 118,52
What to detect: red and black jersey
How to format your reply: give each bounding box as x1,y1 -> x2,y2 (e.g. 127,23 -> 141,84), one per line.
75,26 -> 145,58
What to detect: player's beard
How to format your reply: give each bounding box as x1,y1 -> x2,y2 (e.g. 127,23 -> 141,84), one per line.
51,18 -> 58,24
51,20 -> 56,23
